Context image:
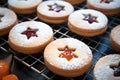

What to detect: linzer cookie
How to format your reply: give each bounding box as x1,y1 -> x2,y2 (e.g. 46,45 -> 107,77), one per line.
8,21 -> 53,54
64,0 -> 84,5
110,25 -> 120,51
44,38 -> 92,77
94,54 -> 120,80
0,7 -> 17,36
87,0 -> 120,16
37,0 -> 74,24
8,0 -> 42,14
68,9 -> 108,37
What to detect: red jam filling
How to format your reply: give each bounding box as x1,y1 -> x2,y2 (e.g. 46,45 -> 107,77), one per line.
58,46 -> 78,61
21,27 -> 38,39
48,3 -> 65,12
0,15 -> 3,22
100,0 -> 113,3
110,62 -> 120,77
83,14 -> 98,24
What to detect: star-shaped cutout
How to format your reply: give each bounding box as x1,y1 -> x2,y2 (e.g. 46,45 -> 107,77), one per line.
100,0 -> 113,3
110,62 -> 120,77
48,3 -> 65,12
0,15 -> 3,22
21,27 -> 38,39
83,14 -> 98,24
58,46 -> 78,61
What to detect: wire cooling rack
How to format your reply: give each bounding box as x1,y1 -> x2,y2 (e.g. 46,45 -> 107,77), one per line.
0,0 -> 120,80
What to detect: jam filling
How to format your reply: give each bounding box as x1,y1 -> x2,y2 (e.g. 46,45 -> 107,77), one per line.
100,0 -> 113,3
0,15 -> 4,22
83,14 -> 98,24
48,3 -> 65,12
110,62 -> 120,77
21,27 -> 38,39
58,46 -> 78,61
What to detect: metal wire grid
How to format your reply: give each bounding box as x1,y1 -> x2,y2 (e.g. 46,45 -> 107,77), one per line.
0,0 -> 120,80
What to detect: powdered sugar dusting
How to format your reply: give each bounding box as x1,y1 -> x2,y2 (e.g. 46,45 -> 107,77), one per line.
89,0 -> 120,9
9,21 -> 53,47
112,26 -> 120,45
94,54 -> 120,80
37,1 -> 74,17
55,54 -> 89,69
0,8 -> 17,29
44,38 -> 92,70
8,0 -> 42,8
69,9 -> 108,30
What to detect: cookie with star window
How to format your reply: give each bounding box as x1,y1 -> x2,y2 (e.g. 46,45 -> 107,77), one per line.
68,9 -> 108,37
8,0 -> 42,14
87,0 -> 120,16
0,7 -> 18,36
44,38 -> 92,77
64,0 -> 84,5
94,54 -> 120,80
8,21 -> 53,54
110,25 -> 120,51
37,0 -> 74,24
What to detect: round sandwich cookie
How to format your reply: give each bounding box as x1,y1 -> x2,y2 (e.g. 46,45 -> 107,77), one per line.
94,54 -> 120,80
68,9 -> 108,37
37,0 -> 74,24
87,0 -> 120,16
8,0 -> 42,14
8,21 -> 53,54
44,38 -> 92,77
64,0 -> 84,5
110,25 -> 120,51
0,7 -> 18,36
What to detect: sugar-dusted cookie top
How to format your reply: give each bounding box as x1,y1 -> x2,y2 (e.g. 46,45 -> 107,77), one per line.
94,54 -> 120,80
